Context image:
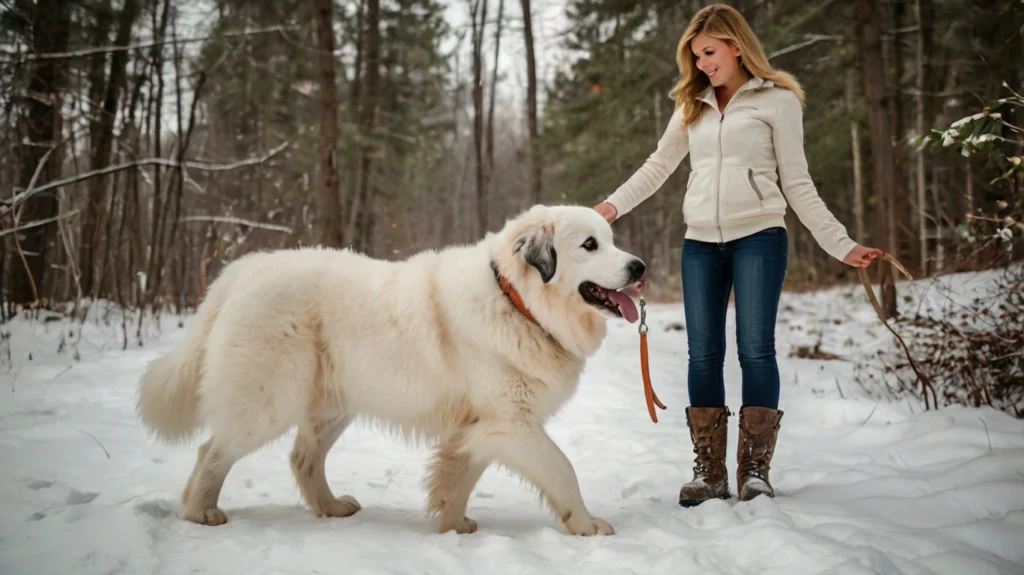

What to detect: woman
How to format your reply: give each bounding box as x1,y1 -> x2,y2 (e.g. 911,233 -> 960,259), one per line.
594,4 -> 881,507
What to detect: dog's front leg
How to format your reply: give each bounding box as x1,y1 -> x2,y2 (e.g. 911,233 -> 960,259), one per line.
462,420 -> 613,536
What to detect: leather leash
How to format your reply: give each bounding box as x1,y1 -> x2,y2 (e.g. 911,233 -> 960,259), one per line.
638,297 -> 667,423
857,252 -> 937,410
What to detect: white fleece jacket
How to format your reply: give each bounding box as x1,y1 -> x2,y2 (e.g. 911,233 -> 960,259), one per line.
604,76 -> 858,262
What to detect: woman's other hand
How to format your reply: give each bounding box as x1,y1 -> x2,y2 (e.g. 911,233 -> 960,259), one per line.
593,202 -> 618,224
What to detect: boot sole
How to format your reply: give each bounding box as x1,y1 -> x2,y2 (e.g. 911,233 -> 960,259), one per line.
678,493 -> 730,507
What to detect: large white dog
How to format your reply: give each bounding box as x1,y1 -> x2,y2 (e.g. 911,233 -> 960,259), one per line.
136,204 -> 646,536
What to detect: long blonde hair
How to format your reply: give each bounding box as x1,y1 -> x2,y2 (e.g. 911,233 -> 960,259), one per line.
669,4 -> 805,126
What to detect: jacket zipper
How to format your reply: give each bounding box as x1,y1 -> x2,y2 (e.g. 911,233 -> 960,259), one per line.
715,113 -> 724,243
713,84 -> 752,244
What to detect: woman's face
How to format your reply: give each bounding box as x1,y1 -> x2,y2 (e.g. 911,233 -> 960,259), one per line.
691,32 -> 743,87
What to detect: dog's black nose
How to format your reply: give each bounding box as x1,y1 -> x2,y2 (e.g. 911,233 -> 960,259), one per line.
627,259 -> 646,282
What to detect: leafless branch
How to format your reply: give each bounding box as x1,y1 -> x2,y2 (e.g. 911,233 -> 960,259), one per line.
1,142 -> 290,219
1,210 -> 81,238
768,34 -> 844,60
179,216 -> 293,234
1,25 -> 299,62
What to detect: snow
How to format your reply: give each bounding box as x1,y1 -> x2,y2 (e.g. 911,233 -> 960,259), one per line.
2,272 -> 1024,575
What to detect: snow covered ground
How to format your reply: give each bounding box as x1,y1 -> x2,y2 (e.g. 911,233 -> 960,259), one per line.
2,272 -> 1023,575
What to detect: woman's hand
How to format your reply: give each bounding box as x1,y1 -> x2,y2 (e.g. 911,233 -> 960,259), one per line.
843,244 -> 883,268
593,202 -> 618,224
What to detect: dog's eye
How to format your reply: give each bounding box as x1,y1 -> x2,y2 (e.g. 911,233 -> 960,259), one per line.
582,237 -> 598,251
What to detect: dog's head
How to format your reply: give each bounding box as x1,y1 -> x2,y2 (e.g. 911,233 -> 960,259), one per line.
494,204 -> 647,326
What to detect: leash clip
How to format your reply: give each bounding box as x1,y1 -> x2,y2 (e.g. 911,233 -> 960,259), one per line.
638,297 -> 648,335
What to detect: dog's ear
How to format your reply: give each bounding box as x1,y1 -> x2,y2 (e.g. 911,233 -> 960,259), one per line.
514,222 -> 557,283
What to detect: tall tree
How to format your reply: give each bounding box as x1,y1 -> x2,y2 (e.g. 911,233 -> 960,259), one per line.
314,0 -> 344,248
469,0 -> 488,238
83,0 -> 140,297
856,0 -> 898,318
11,0 -> 73,305
348,0 -> 381,252
486,0 -> 505,179
915,0 -> 934,274
521,0 -> 541,205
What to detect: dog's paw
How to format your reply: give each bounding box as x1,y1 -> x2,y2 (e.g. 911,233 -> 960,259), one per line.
565,513 -> 614,536
439,515 -> 478,534
185,506 -> 228,526
319,495 -> 361,518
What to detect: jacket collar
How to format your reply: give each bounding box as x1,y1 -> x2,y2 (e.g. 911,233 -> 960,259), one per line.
697,75 -> 774,112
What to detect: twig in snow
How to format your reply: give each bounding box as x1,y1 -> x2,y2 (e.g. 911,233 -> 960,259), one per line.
835,377 -> 845,399
79,430 -> 111,459
858,401 -> 880,429
50,366 -> 72,381
979,417 -> 992,453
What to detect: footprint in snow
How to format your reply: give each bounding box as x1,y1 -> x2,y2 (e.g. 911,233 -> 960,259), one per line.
26,479 -> 54,491
134,500 -> 173,520
66,489 -> 100,506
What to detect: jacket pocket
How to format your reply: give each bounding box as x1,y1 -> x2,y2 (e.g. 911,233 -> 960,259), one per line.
747,168 -> 765,204
718,167 -> 763,222
682,169 -> 715,224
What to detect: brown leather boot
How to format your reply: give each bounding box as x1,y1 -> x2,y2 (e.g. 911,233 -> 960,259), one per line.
678,406 -> 731,507
736,406 -> 784,502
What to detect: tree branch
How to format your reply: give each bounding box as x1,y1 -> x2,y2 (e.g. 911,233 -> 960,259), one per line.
768,34 -> 845,60
1,25 -> 298,62
0,210 -> 80,238
179,215 -> 293,234
1,142 -> 290,219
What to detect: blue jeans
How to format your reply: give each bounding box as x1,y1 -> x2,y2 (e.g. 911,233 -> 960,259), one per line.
681,227 -> 788,409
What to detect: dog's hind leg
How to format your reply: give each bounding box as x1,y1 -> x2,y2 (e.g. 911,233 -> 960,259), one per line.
182,438 -> 240,526
290,414 -> 361,518
426,435 -> 488,534
182,438 -> 212,506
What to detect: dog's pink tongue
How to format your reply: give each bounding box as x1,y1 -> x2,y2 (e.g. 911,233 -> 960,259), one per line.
607,290 -> 639,323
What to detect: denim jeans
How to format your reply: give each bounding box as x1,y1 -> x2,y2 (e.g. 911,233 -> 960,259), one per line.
681,226 -> 788,409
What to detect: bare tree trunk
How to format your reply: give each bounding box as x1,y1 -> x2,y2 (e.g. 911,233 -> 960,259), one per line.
847,69 -> 865,245
348,0 -> 380,252
313,0 -> 343,247
11,0 -> 72,306
521,0 -> 541,205
82,0 -> 112,297
915,0 -> 933,275
345,0 -> 365,242
486,0 -> 505,179
856,0 -> 898,318
143,0 -> 171,308
889,0 -> 910,269
470,0 -> 488,238
84,0 -> 139,298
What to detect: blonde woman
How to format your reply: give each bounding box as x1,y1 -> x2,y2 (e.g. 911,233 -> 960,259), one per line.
595,4 -> 880,507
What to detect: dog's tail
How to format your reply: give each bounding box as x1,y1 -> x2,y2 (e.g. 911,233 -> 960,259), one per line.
136,258 -> 248,443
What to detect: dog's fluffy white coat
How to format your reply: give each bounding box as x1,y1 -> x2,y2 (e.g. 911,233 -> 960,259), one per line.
137,205 -> 644,535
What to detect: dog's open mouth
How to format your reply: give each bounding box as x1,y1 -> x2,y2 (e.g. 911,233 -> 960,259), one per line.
579,279 -> 644,323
